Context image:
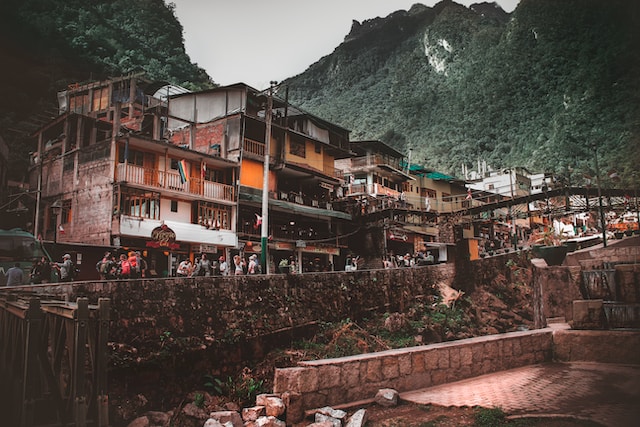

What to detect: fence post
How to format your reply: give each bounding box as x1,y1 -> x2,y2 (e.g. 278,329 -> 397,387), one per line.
74,298 -> 89,427
96,298 -> 110,426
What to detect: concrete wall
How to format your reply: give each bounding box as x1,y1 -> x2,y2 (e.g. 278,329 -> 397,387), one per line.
273,328 -> 640,413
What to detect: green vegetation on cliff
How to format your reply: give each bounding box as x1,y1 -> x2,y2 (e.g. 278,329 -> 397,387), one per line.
0,0 -> 213,179
284,0 -> 640,184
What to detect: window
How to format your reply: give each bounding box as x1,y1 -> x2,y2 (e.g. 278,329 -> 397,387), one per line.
118,146 -> 144,166
315,143 -> 321,154
422,189 -> 437,198
61,199 -> 72,224
195,201 -> 231,230
203,167 -> 221,182
289,136 -> 306,158
120,190 -> 160,219
170,200 -> 178,212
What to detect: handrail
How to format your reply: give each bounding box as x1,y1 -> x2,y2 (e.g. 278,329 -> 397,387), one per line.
116,163 -> 234,202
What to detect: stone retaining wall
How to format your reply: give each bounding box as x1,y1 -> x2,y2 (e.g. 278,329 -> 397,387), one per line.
553,329 -> 640,364
273,328 -> 554,410
273,328 -> 640,412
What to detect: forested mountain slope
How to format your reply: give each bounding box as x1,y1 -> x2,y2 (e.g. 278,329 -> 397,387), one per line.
0,0 -> 213,179
283,0 -> 640,183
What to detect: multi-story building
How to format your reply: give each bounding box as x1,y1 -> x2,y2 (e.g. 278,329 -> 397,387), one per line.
335,142 -> 473,263
29,75 -> 238,277
166,83 -> 353,273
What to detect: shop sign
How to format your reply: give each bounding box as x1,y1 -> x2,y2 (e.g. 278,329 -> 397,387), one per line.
303,245 -> 340,256
296,240 -> 307,248
274,242 -> 294,251
147,224 -> 179,249
199,244 -> 217,253
388,229 -> 408,241
319,182 -> 334,191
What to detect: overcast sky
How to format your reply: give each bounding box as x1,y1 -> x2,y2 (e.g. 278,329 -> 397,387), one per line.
169,0 -> 520,90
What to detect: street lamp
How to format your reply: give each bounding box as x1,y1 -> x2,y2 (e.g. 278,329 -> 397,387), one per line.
51,199 -> 62,243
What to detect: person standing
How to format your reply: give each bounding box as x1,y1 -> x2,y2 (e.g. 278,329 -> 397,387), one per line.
96,252 -> 113,280
53,254 -> 74,282
176,258 -> 192,277
118,254 -> 131,279
218,256 -> 229,276
135,251 -> 147,278
127,251 -> 139,279
233,255 -> 244,275
5,263 -> 24,286
247,254 -> 260,274
195,253 -> 212,276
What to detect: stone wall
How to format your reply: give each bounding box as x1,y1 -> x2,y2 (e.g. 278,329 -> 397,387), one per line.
566,236 -> 640,269
273,329 -> 554,410
18,264 -> 456,357
532,258 -> 583,328
273,328 -> 640,415
552,329 -> 640,364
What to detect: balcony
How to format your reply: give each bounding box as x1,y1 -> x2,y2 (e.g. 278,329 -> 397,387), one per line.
244,138 -> 344,180
117,163 -> 235,202
350,154 -> 403,171
346,183 -> 401,199
243,138 -> 265,158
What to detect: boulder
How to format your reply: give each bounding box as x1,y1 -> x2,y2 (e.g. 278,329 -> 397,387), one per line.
375,388 -> 398,407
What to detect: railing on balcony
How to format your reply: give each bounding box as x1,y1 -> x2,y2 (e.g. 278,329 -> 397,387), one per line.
244,138 -> 265,157
324,166 -> 344,179
346,183 -> 401,199
117,163 -> 235,202
350,154 -> 403,171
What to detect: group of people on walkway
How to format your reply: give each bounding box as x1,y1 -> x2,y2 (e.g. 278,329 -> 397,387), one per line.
176,253 -> 264,277
95,251 -> 147,280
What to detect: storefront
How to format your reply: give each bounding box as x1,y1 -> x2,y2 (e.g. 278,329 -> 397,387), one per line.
242,239 -> 340,273
116,216 -> 237,276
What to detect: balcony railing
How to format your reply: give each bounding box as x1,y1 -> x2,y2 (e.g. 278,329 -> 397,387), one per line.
345,183 -> 401,199
244,138 -> 265,157
117,163 -> 235,202
350,154 -> 403,171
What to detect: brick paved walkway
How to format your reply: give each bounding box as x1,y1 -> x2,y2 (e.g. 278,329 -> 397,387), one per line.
400,362 -> 640,427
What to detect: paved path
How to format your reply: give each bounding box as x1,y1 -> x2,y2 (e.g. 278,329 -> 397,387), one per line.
401,362 -> 640,427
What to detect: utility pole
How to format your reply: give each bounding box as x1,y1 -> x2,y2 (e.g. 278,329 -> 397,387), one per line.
506,168 -> 517,250
261,81 -> 277,274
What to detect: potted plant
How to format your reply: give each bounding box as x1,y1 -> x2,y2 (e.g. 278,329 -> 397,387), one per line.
528,226 -> 568,266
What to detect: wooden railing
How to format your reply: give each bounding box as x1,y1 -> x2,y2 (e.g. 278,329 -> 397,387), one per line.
244,138 -> 265,157
350,154 -> 403,171
117,163 -> 235,202
346,183 -> 401,199
0,294 -> 110,427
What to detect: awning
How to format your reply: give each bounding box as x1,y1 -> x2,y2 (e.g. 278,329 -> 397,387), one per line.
119,216 -> 238,247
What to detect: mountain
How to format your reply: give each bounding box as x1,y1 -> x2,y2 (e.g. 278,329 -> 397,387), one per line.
282,0 -> 640,184
0,0 -> 213,180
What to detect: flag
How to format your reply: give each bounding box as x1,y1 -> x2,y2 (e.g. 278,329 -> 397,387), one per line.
177,159 -> 188,184
58,225 -> 65,234
466,188 -> 472,200
254,213 -> 262,229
